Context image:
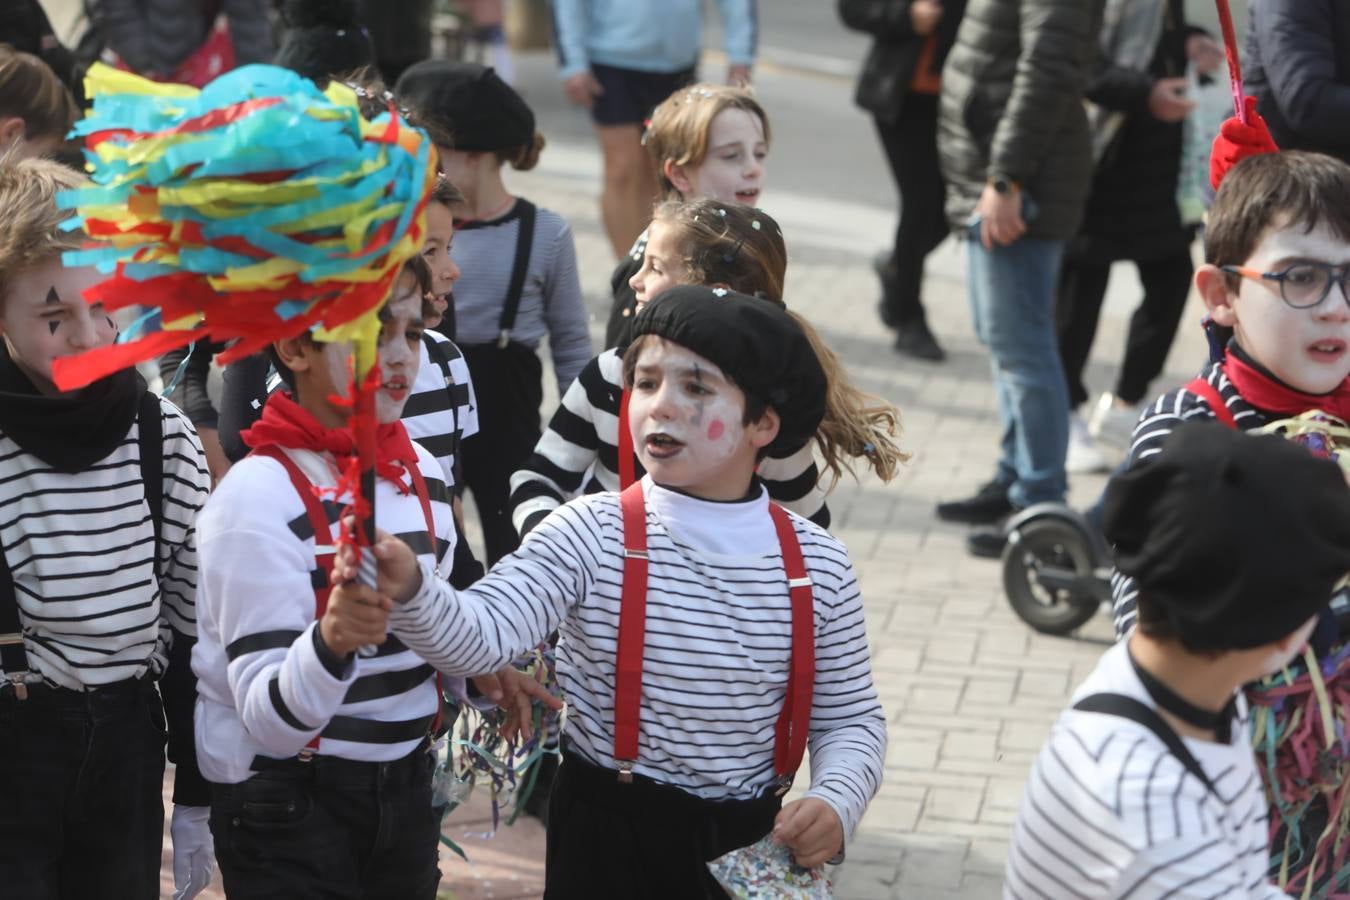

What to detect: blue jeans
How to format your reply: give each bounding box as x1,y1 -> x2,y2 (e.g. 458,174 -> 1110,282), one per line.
967,238 -> 1070,507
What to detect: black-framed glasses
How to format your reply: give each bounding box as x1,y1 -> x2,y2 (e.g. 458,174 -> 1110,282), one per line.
1221,263 -> 1350,309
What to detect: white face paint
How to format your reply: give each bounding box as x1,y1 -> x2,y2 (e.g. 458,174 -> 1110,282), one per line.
0,260 -> 118,396
313,273 -> 425,425
627,338 -> 760,499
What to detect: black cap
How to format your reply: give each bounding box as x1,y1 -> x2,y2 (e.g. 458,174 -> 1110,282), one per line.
395,61 -> 533,152
1103,421 -> 1350,649
630,285 -> 826,455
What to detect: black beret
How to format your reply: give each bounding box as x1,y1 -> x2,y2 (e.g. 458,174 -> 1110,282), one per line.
395,61 -> 533,153
1103,421 -> 1350,649
630,285 -> 826,455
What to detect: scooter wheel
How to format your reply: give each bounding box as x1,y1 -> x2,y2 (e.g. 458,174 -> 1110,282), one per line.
1002,518 -> 1099,635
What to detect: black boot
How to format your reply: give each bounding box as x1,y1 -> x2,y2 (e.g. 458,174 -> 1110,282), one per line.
894,318 -> 946,362
936,479 -> 1013,524
873,253 -> 902,330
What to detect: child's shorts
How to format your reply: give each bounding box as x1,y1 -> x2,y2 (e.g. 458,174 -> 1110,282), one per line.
590,63 -> 696,127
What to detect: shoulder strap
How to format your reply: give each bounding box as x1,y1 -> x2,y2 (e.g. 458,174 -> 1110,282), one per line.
768,502 -> 815,792
1072,692 -> 1218,796
139,391 -> 164,583
1184,375 -> 1238,429
613,480 -> 649,780
497,200 -> 538,348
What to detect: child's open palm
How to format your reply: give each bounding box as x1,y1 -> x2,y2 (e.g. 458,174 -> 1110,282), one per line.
773,797 -> 843,869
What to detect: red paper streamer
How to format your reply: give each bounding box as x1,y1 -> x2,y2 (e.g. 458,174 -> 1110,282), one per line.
1215,0 -> 1248,124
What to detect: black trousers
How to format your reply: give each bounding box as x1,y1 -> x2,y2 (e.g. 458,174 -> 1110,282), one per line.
544,748 -> 781,899
0,678 -> 166,900
459,342 -> 544,566
874,94 -> 949,327
1055,249 -> 1194,409
209,748 -> 441,900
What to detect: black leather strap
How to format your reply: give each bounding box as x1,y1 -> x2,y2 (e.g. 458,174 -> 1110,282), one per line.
1073,692 -> 1218,796
496,199 -> 537,347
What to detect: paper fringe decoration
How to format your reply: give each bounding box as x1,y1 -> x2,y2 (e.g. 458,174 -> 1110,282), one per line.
51,62 -> 437,391
1250,410 -> 1350,896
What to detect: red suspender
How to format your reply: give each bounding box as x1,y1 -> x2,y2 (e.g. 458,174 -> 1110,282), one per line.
617,388 -> 637,490
1185,376 -> 1239,429
613,481 -> 649,781
613,481 -> 815,791
253,447 -> 443,752
768,502 -> 814,786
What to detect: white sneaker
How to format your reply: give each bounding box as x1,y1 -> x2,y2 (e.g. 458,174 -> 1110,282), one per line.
1088,392 -> 1140,450
1066,413 -> 1109,474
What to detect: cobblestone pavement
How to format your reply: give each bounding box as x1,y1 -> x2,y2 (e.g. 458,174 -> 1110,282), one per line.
141,51 -> 1216,900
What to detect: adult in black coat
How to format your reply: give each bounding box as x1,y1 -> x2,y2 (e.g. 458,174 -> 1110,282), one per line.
840,0 -> 965,362
1245,0 -> 1350,164
1056,0 -> 1222,468
0,0 -> 77,96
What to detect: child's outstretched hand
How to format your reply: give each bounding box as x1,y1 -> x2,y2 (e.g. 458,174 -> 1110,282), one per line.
320,582 -> 392,658
471,666 -> 565,742
773,797 -> 843,869
1210,96 -> 1279,191
332,522 -> 424,604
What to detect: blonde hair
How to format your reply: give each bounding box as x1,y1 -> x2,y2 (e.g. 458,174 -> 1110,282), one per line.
644,83 -> 770,202
645,198 -> 908,485
0,45 -> 78,148
0,153 -> 86,308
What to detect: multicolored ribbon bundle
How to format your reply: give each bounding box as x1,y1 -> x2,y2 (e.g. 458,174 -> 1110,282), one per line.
1250,411 -> 1350,896
51,62 -> 436,391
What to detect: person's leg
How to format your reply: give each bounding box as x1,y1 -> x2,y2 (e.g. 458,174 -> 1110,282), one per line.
1114,249 -> 1195,405
596,124 -> 654,259
976,239 -> 1070,508
968,242 -> 1020,489
360,755 -> 441,900
59,682 -> 167,900
0,692 -> 80,900
888,96 -> 948,323
1054,257 -> 1112,411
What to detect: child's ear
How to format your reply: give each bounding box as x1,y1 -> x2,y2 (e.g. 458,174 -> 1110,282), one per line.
663,159 -> 693,198
273,335 -> 313,374
748,406 -> 781,451
0,117 -> 26,150
1196,264 -> 1238,327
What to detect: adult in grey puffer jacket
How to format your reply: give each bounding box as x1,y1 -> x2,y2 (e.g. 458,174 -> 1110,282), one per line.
933,0 -> 1103,558
92,0 -> 274,79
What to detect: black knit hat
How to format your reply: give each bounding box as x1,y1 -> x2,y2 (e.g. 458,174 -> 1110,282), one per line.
394,61 -> 533,152
1103,422 -> 1350,649
272,0 -> 375,83
630,285 -> 826,455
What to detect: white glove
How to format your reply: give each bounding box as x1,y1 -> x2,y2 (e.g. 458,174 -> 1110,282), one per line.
171,804 -> 215,900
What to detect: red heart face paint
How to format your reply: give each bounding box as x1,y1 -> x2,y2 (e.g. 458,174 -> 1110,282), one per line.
707,420 -> 725,441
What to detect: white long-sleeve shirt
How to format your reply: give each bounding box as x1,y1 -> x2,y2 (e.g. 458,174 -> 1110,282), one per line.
389,476 -> 886,841
1005,642 -> 1282,899
192,443 -> 457,784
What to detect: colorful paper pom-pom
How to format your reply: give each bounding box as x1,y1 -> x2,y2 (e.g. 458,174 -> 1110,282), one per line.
51,62 -> 437,390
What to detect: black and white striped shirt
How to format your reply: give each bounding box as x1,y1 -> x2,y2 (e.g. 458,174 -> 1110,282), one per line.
1005,642 -> 1281,899
507,348 -> 830,536
402,331 -> 478,488
390,477 -> 885,840
453,200 -> 592,392
192,443 -> 457,783
1111,361 -> 1272,639
0,397 -> 208,689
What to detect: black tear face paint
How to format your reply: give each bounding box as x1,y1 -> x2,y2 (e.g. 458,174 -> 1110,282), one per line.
689,363 -> 707,426
45,287 -> 60,335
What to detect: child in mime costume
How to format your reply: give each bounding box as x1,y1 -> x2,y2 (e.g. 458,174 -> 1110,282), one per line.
330,285 -> 888,896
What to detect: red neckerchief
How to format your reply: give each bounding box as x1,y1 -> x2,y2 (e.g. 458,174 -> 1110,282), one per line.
241,391 -> 418,494
1223,346 -> 1350,422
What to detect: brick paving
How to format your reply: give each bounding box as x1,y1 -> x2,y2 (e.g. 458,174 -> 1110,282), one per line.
140,61 -> 1217,900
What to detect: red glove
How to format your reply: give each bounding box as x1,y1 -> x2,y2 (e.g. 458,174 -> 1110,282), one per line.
1209,95 -> 1279,191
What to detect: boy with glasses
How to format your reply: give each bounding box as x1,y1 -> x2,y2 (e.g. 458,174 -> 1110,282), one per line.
1108,149 -> 1350,894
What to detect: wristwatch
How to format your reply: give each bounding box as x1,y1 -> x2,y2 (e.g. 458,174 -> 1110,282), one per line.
989,174 -> 1019,195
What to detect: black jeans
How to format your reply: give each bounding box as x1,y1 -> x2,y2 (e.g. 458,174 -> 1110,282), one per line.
1055,249 -> 1194,409
459,342 -> 544,566
0,678 -> 166,900
210,748 -> 441,900
875,94 -> 949,327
